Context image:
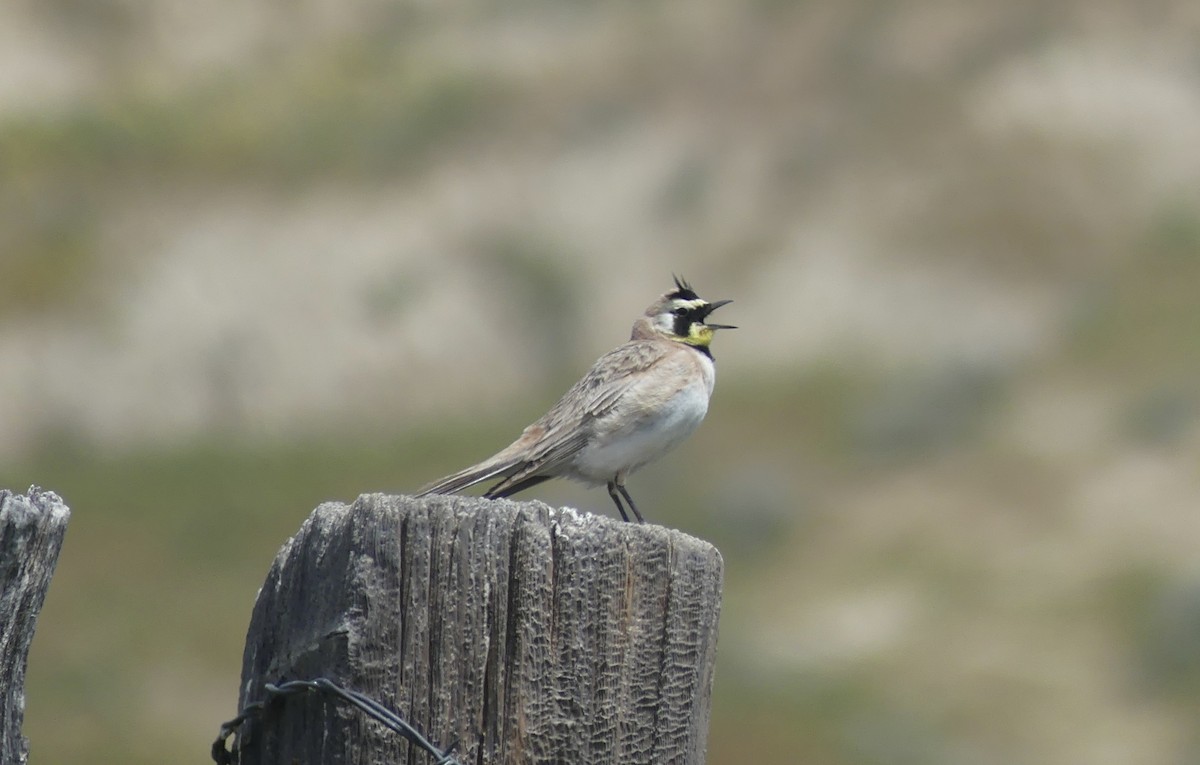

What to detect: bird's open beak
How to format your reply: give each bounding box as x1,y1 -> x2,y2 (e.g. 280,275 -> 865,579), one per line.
701,299 -> 736,329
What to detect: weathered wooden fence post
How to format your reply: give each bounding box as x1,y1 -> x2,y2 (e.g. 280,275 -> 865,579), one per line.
0,487 -> 71,765
230,493 -> 723,764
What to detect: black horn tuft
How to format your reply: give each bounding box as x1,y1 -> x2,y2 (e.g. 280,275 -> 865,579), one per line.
669,274 -> 699,301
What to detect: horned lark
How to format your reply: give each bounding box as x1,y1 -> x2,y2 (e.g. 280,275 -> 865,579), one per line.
416,276 -> 735,523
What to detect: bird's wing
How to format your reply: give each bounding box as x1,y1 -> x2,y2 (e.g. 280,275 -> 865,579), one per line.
438,340 -> 671,498
415,341 -> 667,497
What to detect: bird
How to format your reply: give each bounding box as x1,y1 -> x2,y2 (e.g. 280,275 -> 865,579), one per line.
416,276 -> 735,523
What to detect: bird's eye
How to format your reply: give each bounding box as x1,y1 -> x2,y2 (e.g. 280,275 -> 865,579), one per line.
671,308 -> 685,316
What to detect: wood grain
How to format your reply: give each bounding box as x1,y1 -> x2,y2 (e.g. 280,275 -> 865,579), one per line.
236,493 -> 722,765
0,487 -> 70,765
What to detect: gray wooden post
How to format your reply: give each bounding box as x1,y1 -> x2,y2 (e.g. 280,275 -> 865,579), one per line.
232,493 -> 723,765
0,487 -> 71,765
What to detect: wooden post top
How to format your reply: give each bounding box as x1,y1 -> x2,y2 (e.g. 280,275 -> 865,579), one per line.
236,493 -> 723,765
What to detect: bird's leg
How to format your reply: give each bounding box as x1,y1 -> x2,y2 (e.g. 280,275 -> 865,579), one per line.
606,481 -> 631,522
616,483 -> 645,524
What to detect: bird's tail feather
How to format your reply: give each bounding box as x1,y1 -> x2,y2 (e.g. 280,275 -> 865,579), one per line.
415,456 -> 523,497
484,474 -> 553,499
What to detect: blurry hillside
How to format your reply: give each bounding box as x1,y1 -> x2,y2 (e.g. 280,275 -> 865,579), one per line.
3,1 -> 1200,763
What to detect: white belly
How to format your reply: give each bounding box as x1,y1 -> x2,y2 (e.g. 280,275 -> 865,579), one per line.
571,378 -> 711,484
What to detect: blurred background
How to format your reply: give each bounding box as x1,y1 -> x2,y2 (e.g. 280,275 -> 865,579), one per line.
2,0 -> 1200,762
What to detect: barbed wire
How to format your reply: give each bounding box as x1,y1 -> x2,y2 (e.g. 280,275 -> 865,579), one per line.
211,677 -> 464,765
